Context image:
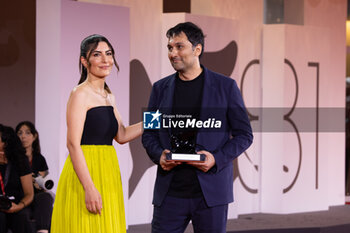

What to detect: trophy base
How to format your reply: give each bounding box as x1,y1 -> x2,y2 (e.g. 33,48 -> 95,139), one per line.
166,152 -> 205,162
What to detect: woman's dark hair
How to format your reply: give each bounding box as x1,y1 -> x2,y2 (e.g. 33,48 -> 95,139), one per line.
0,124 -> 26,163
15,121 -> 41,155
78,34 -> 119,93
166,22 -> 205,58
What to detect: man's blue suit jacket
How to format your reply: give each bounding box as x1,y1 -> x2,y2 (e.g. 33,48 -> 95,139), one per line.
142,66 -> 253,207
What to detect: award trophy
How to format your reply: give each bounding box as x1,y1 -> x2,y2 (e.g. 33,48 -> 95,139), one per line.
166,134 -> 205,162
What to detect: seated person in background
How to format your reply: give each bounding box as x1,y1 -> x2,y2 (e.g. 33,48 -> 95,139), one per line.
16,122 -> 48,179
0,124 -> 34,233
16,121 -> 53,233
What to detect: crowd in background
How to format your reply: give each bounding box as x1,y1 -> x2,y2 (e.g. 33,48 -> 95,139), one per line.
0,121 -> 53,233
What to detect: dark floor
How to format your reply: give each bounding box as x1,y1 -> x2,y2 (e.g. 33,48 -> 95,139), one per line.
127,205 -> 350,233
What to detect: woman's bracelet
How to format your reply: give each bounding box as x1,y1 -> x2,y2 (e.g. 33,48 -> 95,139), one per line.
20,201 -> 26,208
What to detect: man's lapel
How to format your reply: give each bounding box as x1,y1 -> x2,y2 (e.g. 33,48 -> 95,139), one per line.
197,67 -> 216,149
159,74 -> 176,136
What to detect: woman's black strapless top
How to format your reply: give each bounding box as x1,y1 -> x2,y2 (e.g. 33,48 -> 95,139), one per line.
80,106 -> 118,145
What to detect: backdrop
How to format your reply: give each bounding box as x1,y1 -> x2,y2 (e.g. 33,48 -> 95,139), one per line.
35,0 -> 346,226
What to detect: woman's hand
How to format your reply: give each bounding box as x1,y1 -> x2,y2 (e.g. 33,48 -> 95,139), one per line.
2,202 -> 23,213
85,186 -> 102,215
32,173 -> 43,191
110,94 -> 143,144
33,180 -> 41,190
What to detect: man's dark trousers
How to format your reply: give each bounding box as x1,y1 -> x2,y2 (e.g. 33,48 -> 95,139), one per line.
152,195 -> 228,233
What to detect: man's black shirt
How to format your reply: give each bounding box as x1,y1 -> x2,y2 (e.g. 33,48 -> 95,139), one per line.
168,70 -> 204,198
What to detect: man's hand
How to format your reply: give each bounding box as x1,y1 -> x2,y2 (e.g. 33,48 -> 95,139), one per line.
187,150 -> 215,172
159,149 -> 181,171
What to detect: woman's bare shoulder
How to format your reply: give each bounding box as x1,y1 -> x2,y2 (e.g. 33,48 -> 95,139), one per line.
67,83 -> 91,109
70,83 -> 89,99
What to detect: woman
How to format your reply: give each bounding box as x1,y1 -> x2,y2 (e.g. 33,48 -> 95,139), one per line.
16,121 -> 48,178
51,34 -> 142,233
16,121 -> 53,233
0,124 -> 34,233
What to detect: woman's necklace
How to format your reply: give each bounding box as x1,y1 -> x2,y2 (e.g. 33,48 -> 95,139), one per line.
87,81 -> 108,99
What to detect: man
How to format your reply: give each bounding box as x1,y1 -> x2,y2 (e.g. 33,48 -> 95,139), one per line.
142,22 -> 253,233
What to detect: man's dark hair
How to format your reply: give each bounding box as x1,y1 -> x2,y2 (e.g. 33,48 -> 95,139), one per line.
166,22 -> 205,57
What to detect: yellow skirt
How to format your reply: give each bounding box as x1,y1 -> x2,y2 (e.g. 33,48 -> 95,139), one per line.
51,145 -> 126,233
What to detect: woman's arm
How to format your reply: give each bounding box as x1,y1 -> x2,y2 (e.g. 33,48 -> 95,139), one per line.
110,94 -> 143,144
66,88 -> 102,215
38,170 -> 48,178
0,152 -> 6,164
4,174 -> 33,213
37,154 -> 49,177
